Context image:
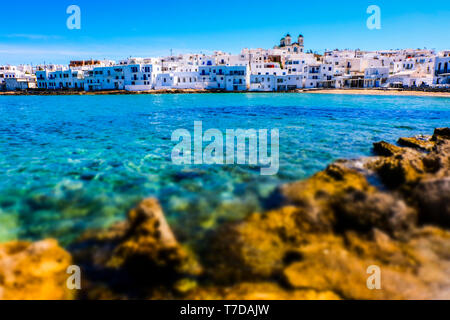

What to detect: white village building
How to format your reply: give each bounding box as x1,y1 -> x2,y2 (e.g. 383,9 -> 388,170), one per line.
4,34 -> 449,93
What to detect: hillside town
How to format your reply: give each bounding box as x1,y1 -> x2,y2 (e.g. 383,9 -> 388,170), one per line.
1,34 -> 449,92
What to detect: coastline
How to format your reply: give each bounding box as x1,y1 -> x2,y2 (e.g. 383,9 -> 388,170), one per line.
1,88 -> 449,97
300,88 -> 450,98
0,89 -> 213,96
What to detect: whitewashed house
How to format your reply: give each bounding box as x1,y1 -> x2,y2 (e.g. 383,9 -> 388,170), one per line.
304,64 -> 322,88
225,65 -> 250,91
123,63 -> 162,91
36,69 -> 84,90
434,51 -> 450,86
198,65 -> 226,90
85,66 -> 125,91
249,61 -> 304,91
0,65 -> 36,90
386,69 -> 434,88
198,65 -> 249,91
5,76 -> 36,90
364,67 -> 389,88
250,62 -> 284,91
155,72 -> 201,90
5,33 -> 450,92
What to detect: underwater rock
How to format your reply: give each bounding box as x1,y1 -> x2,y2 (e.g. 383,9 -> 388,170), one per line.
106,198 -> 190,276
71,198 -> 200,298
0,240 -> 72,300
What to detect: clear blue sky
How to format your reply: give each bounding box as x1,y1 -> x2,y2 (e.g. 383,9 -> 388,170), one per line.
0,0 -> 449,65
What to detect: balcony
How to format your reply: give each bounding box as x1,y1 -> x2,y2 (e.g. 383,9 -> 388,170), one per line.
436,70 -> 449,76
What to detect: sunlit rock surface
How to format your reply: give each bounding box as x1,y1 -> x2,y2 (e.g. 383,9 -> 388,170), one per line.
0,240 -> 72,300
201,128 -> 450,300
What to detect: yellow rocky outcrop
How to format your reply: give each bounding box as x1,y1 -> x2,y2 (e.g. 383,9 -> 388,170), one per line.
199,128 -> 450,300
0,239 -> 72,300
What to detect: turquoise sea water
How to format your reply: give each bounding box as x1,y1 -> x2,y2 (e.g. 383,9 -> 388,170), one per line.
1,93 -> 449,245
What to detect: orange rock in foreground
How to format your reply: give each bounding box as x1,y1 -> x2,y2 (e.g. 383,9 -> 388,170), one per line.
0,239 -> 73,300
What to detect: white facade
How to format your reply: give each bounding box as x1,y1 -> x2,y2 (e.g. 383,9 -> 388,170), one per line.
36,69 -> 85,90
1,65 -> 36,90
3,34 -> 449,92
434,52 -> 450,86
155,72 -> 202,90
5,78 -> 37,90
123,63 -> 162,91
85,66 -> 125,91
304,65 -> 322,88
198,65 -> 249,91
364,67 -> 389,88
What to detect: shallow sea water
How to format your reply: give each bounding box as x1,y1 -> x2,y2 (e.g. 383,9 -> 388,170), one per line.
0,93 -> 449,245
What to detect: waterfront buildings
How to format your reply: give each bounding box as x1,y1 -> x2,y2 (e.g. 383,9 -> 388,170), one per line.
85,66 -> 125,91
1,34 -> 449,92
0,65 -> 36,90
435,51 -> 450,86
36,69 -> 84,90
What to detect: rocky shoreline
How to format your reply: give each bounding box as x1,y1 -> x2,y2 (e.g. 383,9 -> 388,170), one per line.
1,128 -> 449,300
0,89 -> 214,96
1,88 -> 449,97
305,88 -> 450,98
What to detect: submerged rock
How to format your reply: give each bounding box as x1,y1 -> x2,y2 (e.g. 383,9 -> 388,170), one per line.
107,198 -> 182,270
0,240 -> 72,300
71,198 -> 200,299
